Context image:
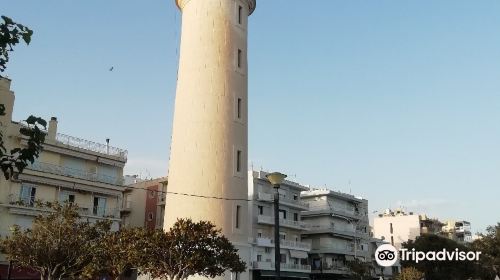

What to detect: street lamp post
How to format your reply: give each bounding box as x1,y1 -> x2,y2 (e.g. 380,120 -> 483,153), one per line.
266,172 -> 287,280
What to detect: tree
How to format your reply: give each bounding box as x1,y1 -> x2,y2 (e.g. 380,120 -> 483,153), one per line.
0,15 -> 46,180
472,223 -> 500,277
140,219 -> 246,280
395,267 -> 424,280
81,227 -> 149,280
401,234 -> 481,280
0,202 -> 111,280
346,259 -> 371,280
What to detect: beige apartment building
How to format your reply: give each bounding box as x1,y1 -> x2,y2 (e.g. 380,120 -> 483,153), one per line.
300,189 -> 371,279
0,77 -> 127,277
248,171 -> 311,280
372,208 -> 462,249
121,176 -> 167,229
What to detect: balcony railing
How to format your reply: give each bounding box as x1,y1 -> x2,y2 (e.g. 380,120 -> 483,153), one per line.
307,204 -> 365,219
255,237 -> 311,251
308,225 -> 367,237
257,215 -> 310,230
252,262 -> 311,272
7,195 -> 119,219
257,192 -> 309,209
56,133 -> 128,160
28,161 -> 123,186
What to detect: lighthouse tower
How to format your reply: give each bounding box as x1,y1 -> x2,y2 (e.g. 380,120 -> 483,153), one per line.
164,0 -> 256,279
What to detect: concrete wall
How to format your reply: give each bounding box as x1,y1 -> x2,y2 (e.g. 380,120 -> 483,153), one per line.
373,214 -> 421,249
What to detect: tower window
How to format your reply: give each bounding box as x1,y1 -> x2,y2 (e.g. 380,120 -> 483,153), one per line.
258,205 -> 263,215
237,98 -> 242,119
238,6 -> 243,24
236,150 -> 242,172
390,223 -> 393,234
236,205 -> 241,228
237,49 -> 242,68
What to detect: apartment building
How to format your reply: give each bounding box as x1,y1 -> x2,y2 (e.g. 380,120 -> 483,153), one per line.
300,189 -> 371,280
121,176 -> 167,229
441,220 -> 473,244
0,77 -> 127,277
248,171 -> 311,280
373,209 -> 449,249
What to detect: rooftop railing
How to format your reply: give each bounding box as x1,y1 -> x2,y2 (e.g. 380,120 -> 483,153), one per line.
56,133 -> 128,160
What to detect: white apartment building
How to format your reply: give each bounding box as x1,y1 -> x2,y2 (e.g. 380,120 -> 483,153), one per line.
373,209 -> 447,249
248,171 -> 311,280
300,189 -> 371,279
442,220 -> 473,244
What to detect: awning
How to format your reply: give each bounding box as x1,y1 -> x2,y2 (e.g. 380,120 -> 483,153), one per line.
344,255 -> 355,261
290,250 -> 308,259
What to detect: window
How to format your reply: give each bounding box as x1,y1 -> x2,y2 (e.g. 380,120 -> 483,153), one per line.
236,205 -> 241,229
279,233 -> 286,240
257,231 -> 262,238
59,191 -> 75,204
237,98 -> 242,119
238,5 -> 243,24
236,150 -> 242,172
257,255 -> 262,262
93,197 -> 107,217
237,49 -> 242,68
20,184 -> 36,206
265,247 -> 271,253
149,190 -> 156,198
148,212 -> 154,221
258,205 -> 263,215
280,254 -> 286,263
293,194 -> 298,201
390,223 -> 393,234
293,213 -> 299,221
279,209 -> 287,220
391,236 -> 394,245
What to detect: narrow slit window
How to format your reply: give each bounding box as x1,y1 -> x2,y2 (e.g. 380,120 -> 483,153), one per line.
237,49 -> 242,68
237,98 -> 242,119
236,150 -> 242,172
238,6 -> 243,24
236,205 -> 241,228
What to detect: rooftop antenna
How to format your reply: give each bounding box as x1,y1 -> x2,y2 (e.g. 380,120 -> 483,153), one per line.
105,138 -> 110,154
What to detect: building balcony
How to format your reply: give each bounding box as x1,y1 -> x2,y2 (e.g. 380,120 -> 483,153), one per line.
312,265 -> 350,275
307,225 -> 367,239
252,262 -> 311,273
257,192 -> 309,210
55,133 -> 127,161
4,195 -> 120,220
26,161 -> 123,186
121,200 -> 132,213
257,215 -> 310,231
303,206 -> 365,220
255,237 -> 311,251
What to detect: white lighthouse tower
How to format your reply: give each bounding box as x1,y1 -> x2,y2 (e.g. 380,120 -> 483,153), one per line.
164,0 -> 256,279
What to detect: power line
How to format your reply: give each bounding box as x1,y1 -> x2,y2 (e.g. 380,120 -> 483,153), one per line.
124,184 -> 251,202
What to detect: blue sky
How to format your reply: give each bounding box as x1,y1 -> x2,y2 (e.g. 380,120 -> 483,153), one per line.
3,0 -> 500,233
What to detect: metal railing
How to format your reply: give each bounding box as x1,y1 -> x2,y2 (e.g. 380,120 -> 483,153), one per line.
257,192 -> 309,208
252,262 -> 311,271
28,161 -> 123,185
7,195 -> 119,218
56,133 -> 128,160
255,237 -> 311,251
257,215 -> 310,230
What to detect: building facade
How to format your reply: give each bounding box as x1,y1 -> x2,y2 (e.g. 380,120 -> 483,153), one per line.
248,171 -> 311,280
372,209 -> 470,249
121,176 -> 167,229
0,77 -> 128,278
300,189 -> 371,280
164,1 -> 256,280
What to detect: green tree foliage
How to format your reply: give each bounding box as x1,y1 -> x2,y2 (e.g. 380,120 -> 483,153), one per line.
395,266 -> 424,280
345,259 -> 372,280
81,227 -> 149,280
0,15 -> 46,180
0,15 -> 32,76
0,202 -> 111,280
472,223 -> 500,276
401,234 -> 486,280
141,219 -> 246,280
